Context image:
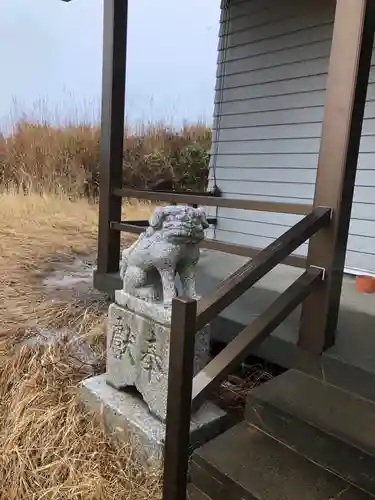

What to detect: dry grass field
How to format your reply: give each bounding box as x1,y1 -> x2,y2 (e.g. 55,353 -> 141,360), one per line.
0,120 -> 211,197
0,119 -> 212,499
0,192 -> 161,499
0,120 -> 264,499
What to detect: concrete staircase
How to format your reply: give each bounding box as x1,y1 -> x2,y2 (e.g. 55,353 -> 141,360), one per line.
188,368 -> 375,499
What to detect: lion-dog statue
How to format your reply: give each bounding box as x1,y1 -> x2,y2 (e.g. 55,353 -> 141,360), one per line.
120,205 -> 209,306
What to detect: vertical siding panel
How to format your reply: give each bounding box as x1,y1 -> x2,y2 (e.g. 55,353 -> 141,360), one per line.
209,0 -> 375,274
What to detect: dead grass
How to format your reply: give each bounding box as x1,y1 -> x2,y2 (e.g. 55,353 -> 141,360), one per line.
0,114 -> 210,499
217,367 -> 273,411
0,192 -> 161,499
0,120 -> 211,196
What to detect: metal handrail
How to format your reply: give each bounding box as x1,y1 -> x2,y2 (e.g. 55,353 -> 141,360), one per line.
195,206 -> 331,330
162,206 -> 332,500
163,298 -> 197,500
113,187 -> 313,215
192,266 -> 323,408
110,219 -> 306,268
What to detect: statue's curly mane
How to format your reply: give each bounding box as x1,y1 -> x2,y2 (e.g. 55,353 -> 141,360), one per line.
120,205 -> 208,303
150,205 -> 208,244
160,223 -> 206,244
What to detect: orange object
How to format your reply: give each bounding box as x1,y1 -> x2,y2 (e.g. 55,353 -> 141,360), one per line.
355,275 -> 375,293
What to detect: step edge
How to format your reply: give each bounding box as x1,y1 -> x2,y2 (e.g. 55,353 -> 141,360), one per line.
187,483 -> 213,500
248,389 -> 375,458
191,450 -> 262,500
247,417 -> 375,499
251,369 -> 375,408
192,421 -> 364,500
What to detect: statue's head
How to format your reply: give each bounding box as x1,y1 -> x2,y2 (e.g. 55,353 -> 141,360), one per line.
148,205 -> 209,244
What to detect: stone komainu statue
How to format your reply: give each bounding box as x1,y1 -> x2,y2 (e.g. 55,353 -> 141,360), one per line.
120,205 -> 209,305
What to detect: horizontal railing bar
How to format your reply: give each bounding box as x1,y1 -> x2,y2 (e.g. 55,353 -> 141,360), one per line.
201,239 -> 306,269
110,221 -> 307,269
195,206 -> 331,331
115,187 -> 218,198
119,219 -> 149,227
113,187 -> 312,215
110,222 -> 144,234
192,266 -> 324,409
113,218 -> 217,228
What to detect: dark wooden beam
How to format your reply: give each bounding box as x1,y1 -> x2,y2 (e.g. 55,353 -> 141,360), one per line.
299,0 -> 375,354
110,221 -> 307,268
113,187 -> 312,215
163,298 -> 197,500
192,267 -> 323,410
202,238 -> 306,269
97,0 -> 128,274
196,207 -> 331,331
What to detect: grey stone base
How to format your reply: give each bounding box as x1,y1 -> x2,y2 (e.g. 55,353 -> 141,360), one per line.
79,374 -> 230,468
106,301 -> 210,422
115,290 -> 172,325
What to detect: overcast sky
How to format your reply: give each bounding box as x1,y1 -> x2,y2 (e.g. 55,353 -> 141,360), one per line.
0,0 -> 220,129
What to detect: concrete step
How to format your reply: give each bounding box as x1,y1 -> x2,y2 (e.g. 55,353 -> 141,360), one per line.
191,421 -> 372,500
246,368 -> 375,458
187,483 -> 212,500
301,355 -> 375,405
246,397 -> 375,496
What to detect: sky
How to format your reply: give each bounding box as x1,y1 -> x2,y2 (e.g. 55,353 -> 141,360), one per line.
0,0 -> 220,129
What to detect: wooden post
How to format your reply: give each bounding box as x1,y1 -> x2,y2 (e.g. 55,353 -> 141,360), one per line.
97,0 -> 127,275
163,298 -> 197,500
299,0 -> 375,354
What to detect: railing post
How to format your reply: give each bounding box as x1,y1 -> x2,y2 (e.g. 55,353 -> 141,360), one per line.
163,298 -> 197,500
97,0 -> 127,275
299,0 -> 375,354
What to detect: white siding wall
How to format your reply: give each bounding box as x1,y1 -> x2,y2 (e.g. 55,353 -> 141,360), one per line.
208,0 -> 375,275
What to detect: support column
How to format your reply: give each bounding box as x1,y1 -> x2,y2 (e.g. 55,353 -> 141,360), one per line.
299,0 -> 375,354
97,0 -> 127,275
163,298 -> 197,500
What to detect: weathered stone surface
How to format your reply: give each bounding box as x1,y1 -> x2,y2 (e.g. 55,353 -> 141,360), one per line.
115,289 -> 172,325
120,205 -> 209,306
79,374 -> 229,468
106,301 -> 210,421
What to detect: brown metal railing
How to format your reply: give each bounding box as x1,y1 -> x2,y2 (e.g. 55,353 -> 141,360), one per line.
163,299 -> 197,500
96,187 -> 312,281
113,187 -> 313,215
192,267 -> 323,409
110,220 -> 306,268
195,206 -> 330,331
162,206 -> 331,500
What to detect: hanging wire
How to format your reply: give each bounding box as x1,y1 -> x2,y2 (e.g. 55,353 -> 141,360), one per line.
211,0 -> 230,236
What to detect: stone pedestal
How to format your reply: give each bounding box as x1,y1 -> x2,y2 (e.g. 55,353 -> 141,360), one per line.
106,290 -> 210,422
78,205 -> 230,467
79,374 -> 230,468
